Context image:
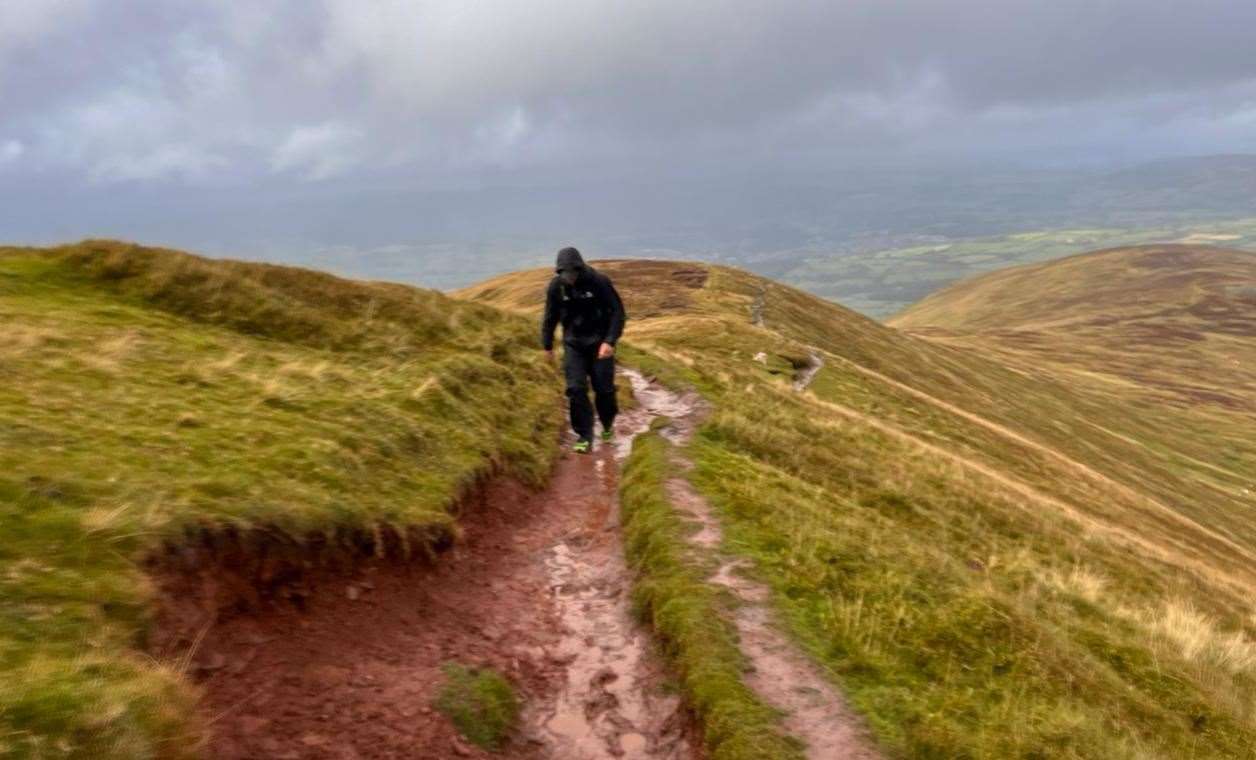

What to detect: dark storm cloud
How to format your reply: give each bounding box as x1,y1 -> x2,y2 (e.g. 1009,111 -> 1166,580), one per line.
1,0 -> 1255,184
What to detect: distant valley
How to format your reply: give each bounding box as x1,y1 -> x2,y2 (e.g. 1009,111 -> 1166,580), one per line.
293,155 -> 1256,318
774,216 -> 1256,318
8,155 -> 1256,323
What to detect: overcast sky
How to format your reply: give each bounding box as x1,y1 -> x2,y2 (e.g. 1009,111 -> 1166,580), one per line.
2,1 -> 1256,259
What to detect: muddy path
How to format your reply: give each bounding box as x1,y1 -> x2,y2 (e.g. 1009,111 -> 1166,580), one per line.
793,350 -> 825,392
154,370 -> 702,760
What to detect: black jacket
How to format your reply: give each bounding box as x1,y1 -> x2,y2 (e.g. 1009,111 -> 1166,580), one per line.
540,266 -> 626,350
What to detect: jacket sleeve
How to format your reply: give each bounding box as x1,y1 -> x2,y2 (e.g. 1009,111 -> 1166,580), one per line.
600,275 -> 627,345
540,280 -> 560,350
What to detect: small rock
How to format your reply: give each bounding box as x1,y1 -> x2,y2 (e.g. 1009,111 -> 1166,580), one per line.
397,704 -> 419,718
451,737 -> 473,756
237,715 -> 270,735
300,732 -> 328,747
346,584 -> 361,601
515,645 -> 546,660
227,648 -> 257,674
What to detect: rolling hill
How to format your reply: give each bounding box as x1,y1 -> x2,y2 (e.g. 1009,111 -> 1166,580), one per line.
463,253 -> 1256,758
892,244 -> 1256,412
0,241 -> 560,757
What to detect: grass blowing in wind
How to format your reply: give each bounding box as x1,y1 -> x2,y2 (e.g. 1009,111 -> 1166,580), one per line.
0,241 -> 561,757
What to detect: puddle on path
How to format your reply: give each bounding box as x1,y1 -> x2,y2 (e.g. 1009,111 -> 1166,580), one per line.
526,370 -> 701,760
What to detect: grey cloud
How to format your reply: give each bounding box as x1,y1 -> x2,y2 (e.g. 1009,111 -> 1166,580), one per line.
2,0 -> 1256,186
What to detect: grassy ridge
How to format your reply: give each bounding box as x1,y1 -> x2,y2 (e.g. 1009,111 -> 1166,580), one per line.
0,242 -> 560,758
465,257 -> 1256,758
692,392 -> 1256,757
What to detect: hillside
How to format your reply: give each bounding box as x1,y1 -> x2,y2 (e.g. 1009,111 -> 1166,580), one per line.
0,242 -> 560,757
463,256 -> 1256,758
892,244 -> 1256,412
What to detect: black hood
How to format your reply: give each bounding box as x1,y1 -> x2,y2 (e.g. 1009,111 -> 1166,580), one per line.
555,247 -> 586,273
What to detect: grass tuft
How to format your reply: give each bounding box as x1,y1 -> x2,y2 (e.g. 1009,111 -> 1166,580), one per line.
434,663 -> 520,751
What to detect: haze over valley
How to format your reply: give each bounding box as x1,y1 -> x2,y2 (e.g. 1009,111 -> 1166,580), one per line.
5,3 -> 1256,315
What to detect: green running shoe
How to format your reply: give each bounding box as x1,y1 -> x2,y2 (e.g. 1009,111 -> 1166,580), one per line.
600,427 -> 614,442
572,439 -> 592,454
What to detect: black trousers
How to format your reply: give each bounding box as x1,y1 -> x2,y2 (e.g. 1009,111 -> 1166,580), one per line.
563,343 -> 617,440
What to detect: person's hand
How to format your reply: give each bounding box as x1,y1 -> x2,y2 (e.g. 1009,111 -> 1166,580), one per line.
544,349 -> 555,365
598,342 -> 615,360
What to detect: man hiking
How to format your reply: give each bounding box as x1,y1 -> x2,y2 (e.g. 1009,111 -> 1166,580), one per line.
540,246 -> 627,454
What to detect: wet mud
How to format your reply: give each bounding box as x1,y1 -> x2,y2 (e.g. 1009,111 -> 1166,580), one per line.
527,392 -> 697,759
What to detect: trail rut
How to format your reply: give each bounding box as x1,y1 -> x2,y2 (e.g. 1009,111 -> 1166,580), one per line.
624,370 -> 880,760
793,351 -> 825,391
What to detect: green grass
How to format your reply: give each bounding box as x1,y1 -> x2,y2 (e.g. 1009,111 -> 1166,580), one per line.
469,256 -> 1256,758
691,399 -> 1256,758
620,420 -> 803,760
0,241 -> 561,758
434,663 -> 520,751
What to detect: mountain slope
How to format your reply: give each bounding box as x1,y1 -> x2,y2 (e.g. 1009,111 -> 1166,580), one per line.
892,244 -> 1256,412
0,241 -> 560,757
462,257 -> 1256,758
892,244 -> 1255,332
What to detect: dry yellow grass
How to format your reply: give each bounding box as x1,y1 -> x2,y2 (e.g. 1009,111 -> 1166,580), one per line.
892,244 -> 1256,413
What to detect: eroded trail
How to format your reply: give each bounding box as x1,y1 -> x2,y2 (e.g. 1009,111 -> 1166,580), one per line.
157,371 -> 700,760
793,350 -> 825,391
527,380 -> 698,758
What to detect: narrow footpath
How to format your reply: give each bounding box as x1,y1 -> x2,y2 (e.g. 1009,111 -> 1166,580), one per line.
623,370 -> 880,760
